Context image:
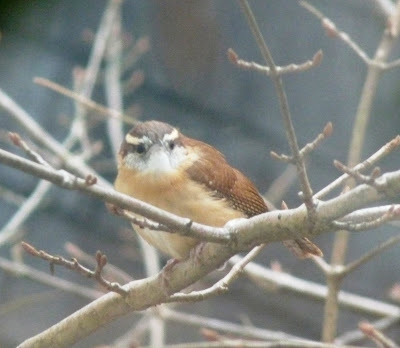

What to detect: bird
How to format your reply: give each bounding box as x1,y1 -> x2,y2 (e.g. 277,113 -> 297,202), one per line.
114,120 -> 322,260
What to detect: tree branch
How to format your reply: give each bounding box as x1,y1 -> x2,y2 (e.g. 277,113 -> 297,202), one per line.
237,0 -> 315,214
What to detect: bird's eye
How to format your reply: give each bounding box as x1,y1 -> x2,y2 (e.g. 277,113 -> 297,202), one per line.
136,144 -> 146,154
169,141 -> 175,150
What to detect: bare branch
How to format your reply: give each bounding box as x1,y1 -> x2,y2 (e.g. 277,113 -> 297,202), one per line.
343,233 -> 400,276
300,122 -> 333,157
121,35 -> 150,75
358,321 -> 397,348
0,88 -> 110,187
237,0 -> 315,213
78,0 -> 122,98
300,1 -> 371,65
228,255 -> 400,318
8,132 -> 52,167
332,206 -> 400,232
0,255 -> 101,300
0,148 -> 233,244
271,122 -> 333,165
167,245 -> 265,303
227,48 -> 323,75
159,307 -> 306,342
2,147 -> 400,250
21,241 -> 128,296
34,77 -> 137,126
64,242 -> 133,283
335,316 -> 400,345
334,160 -> 381,187
107,203 -> 170,232
104,7 -> 124,157
316,136 -> 400,199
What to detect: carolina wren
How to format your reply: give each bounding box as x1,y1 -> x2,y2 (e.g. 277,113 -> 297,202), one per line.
115,120 -> 322,260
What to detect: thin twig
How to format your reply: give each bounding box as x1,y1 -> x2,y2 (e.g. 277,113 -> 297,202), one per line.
159,307 -> 306,342
343,205 -> 400,222
334,160 -> 381,187
300,1 -> 373,65
342,233 -> 400,276
382,57 -> 400,70
238,0 -> 315,213
228,255 -> 400,318
8,132 -> 52,167
228,48 -> 323,75
358,321 -> 397,348
34,77 -> 137,125
79,0 -> 122,98
167,245 -> 265,303
332,206 -> 400,232
300,122 -> 333,158
122,36 -> 151,76
1,94 -> 98,247
271,123 -> 333,163
0,255 -> 101,300
108,204 -> 170,231
0,82 -> 105,246
335,316 -> 400,345
0,88 -> 110,187
315,136 -> 400,199
21,241 -> 128,296
64,242 -> 133,283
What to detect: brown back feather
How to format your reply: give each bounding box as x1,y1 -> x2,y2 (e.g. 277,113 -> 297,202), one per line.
184,136 -> 268,217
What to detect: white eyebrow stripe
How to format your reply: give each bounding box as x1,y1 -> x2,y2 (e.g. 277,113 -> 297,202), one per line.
125,133 -> 142,145
163,128 -> 179,143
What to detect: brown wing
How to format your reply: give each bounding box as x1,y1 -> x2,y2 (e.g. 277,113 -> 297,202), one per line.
184,136 -> 268,217
184,136 -> 323,258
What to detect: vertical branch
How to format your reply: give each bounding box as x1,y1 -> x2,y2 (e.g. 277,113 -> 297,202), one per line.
321,273 -> 342,342
80,0 -> 122,98
104,6 -> 124,159
324,0 -> 400,342
74,0 -> 123,153
137,239 -> 165,346
237,0 -> 315,211
347,35 -> 397,168
332,0 -> 400,267
103,5 -> 164,346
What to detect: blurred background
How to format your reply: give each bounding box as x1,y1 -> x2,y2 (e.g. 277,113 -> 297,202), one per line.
0,0 -> 400,346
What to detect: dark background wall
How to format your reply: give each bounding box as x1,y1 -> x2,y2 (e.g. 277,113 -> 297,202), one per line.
0,1 -> 399,347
